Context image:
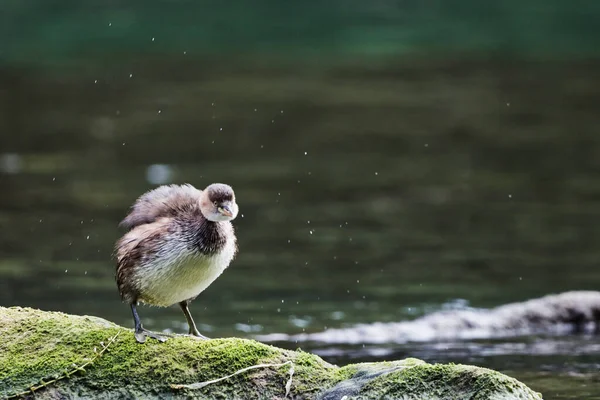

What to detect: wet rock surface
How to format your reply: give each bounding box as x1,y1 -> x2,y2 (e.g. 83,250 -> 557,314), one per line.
1,306 -> 542,399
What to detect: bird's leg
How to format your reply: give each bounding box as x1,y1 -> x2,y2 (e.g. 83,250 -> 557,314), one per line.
130,303 -> 171,343
179,301 -> 210,339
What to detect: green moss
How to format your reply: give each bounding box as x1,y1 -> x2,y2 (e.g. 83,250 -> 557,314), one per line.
333,363 -> 361,382
283,350 -> 336,396
0,307 -> 543,399
0,307 -> 338,399
362,363 -> 543,400
0,308 -> 119,393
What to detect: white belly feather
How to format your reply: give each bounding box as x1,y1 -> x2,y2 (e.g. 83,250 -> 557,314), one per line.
135,235 -> 236,306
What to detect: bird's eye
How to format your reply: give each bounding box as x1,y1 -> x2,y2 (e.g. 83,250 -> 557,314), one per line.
213,201 -> 218,206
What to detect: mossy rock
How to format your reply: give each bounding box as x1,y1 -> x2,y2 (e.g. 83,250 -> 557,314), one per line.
0,307 -> 542,399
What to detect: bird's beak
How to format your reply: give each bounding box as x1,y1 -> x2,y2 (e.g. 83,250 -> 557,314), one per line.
218,205 -> 233,217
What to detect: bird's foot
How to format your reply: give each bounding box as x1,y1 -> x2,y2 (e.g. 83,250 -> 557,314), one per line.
189,329 -> 211,340
134,328 -> 173,343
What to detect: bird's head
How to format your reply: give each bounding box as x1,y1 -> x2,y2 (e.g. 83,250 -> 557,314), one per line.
200,183 -> 239,222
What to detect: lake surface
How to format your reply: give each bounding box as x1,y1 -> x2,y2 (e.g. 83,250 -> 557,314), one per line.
2,56 -> 600,399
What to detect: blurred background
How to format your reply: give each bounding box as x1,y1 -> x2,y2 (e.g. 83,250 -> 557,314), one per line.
1,1 -> 600,398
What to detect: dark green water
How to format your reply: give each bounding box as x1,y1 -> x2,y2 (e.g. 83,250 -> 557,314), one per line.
2,2 -> 600,398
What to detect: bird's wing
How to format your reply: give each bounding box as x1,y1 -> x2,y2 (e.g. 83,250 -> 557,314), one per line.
114,217 -> 171,302
119,184 -> 202,231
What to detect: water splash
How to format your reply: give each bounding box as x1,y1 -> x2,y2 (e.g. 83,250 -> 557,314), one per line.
257,291 -> 600,344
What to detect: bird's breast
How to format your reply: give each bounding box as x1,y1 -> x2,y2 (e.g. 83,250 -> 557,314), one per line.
136,234 -> 236,306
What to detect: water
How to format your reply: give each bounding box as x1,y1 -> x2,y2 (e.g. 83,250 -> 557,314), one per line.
2,57 -> 600,398
2,19 -> 600,399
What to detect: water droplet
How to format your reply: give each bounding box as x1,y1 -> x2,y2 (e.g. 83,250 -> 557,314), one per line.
151,37 -> 155,41
129,73 -> 133,78
86,235 -> 90,240
304,151 -> 307,155
508,194 -> 512,198
108,22 -> 112,26
157,110 -> 162,114
219,127 -> 223,131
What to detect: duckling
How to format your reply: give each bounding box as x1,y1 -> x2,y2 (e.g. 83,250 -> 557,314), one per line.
115,183 -> 239,343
